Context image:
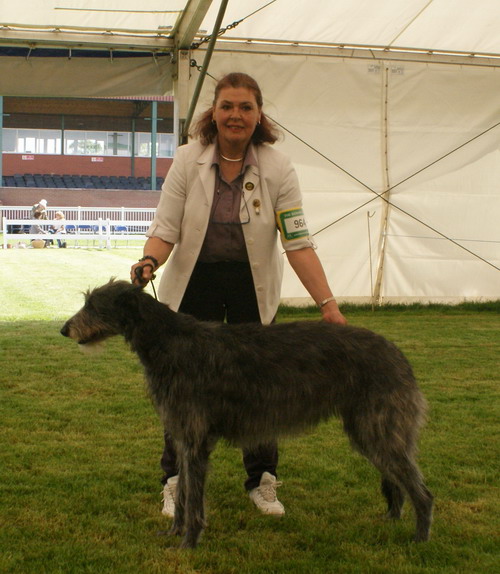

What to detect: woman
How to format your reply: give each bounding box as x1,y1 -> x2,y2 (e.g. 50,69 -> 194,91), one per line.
29,210 -> 50,247
50,211 -> 67,248
131,72 -> 347,518
31,199 -> 47,219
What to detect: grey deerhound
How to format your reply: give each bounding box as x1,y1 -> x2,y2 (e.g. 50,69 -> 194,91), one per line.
61,279 -> 433,549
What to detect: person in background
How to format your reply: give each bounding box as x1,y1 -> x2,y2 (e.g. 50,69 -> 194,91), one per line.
130,72 -> 347,519
50,211 -> 67,248
31,199 -> 47,219
29,211 -> 50,247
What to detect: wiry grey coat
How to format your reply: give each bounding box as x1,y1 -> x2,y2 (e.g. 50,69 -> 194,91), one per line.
61,280 -> 433,549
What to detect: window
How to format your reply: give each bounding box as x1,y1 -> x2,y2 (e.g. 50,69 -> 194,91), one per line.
107,132 -> 130,156
18,129 -> 39,154
2,128 -> 62,154
39,130 -> 61,154
3,128 -> 174,157
158,133 -> 175,158
2,129 -> 16,152
134,132 -> 175,158
64,131 -> 105,155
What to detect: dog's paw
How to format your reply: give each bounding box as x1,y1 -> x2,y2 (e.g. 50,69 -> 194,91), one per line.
169,524 -> 185,537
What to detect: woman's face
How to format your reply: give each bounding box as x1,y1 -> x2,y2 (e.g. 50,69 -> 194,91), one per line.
212,86 -> 261,151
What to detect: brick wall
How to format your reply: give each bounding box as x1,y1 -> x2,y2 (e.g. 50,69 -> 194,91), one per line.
3,153 -> 172,179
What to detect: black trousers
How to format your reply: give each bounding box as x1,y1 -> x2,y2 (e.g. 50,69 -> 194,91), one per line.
160,261 -> 279,491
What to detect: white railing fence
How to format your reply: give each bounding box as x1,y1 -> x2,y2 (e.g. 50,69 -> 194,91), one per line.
1,205 -> 156,222
1,206 -> 156,249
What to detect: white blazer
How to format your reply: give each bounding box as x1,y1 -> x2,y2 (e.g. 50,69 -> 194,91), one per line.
147,140 -> 314,324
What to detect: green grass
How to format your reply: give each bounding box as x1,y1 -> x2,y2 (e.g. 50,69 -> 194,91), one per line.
1,247 -> 159,320
1,249 -> 499,573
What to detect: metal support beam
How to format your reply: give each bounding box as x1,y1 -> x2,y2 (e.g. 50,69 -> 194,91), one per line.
182,0 -> 229,142
172,1 -> 214,147
131,118 -> 136,178
150,101 -> 158,190
173,0 -> 214,50
208,41 -> 500,69
174,50 -> 191,147
0,96 -> 3,185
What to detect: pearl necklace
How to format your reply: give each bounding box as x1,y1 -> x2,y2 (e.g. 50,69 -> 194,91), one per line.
220,153 -> 244,162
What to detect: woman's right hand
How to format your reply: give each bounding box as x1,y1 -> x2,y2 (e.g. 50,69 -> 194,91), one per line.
130,261 -> 155,285
130,238 -> 173,286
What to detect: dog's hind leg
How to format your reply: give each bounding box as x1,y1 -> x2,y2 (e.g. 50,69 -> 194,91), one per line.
344,418 -> 433,542
376,454 -> 433,542
381,477 -> 405,519
179,438 -> 214,549
394,461 -> 433,542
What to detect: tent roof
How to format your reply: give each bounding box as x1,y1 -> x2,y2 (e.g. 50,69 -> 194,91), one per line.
1,1 -> 499,97
204,0 -> 500,58
1,0 -> 500,60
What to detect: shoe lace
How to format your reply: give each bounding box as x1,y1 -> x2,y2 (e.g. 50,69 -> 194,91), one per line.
162,482 -> 176,503
258,480 -> 283,502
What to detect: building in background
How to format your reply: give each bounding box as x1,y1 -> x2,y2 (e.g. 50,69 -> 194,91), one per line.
1,96 -> 175,191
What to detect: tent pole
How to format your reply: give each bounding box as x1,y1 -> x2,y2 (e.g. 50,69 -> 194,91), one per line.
131,117 -> 136,178
181,0 -> 230,143
174,50 -> 191,148
0,96 -> 3,185
150,101 -> 158,190
367,210 -> 376,312
373,65 -> 392,306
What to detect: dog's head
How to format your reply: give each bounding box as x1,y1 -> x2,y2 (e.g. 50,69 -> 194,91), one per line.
60,279 -> 145,351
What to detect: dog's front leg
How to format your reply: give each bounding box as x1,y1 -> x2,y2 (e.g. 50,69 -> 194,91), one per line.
180,438 -> 212,549
169,448 -> 187,538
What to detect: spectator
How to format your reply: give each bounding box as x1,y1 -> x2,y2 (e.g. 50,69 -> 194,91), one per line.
31,199 -> 47,220
29,211 -> 49,247
50,211 -> 67,248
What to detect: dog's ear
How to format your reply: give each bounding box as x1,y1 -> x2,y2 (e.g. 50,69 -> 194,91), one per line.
114,283 -> 144,323
107,281 -> 143,328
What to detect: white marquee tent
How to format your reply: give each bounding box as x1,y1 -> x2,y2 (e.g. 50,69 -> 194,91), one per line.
1,0 -> 499,303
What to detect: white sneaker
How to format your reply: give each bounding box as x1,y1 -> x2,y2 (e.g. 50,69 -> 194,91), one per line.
161,475 -> 178,517
249,472 -> 285,516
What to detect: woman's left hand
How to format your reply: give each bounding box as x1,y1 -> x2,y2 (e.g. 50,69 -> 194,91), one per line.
320,301 -> 348,325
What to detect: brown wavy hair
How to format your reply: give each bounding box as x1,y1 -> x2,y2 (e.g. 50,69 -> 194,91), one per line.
190,73 -> 280,146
